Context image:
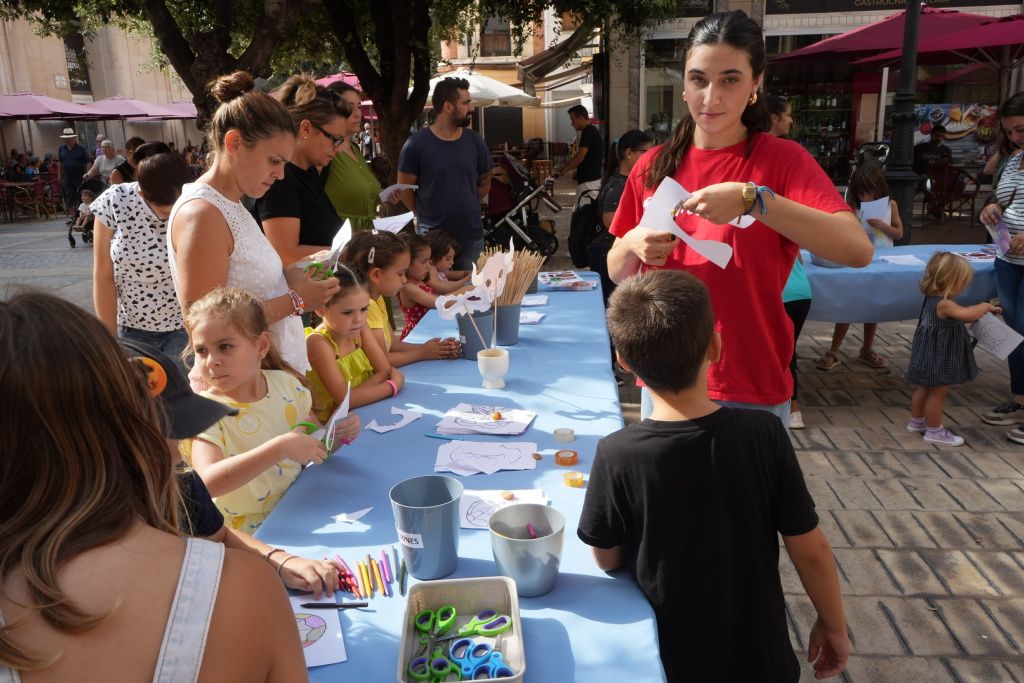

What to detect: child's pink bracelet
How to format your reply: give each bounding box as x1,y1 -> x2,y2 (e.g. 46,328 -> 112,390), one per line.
385,379 -> 399,396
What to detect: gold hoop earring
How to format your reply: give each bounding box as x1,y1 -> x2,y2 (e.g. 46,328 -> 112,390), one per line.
748,92 -> 758,106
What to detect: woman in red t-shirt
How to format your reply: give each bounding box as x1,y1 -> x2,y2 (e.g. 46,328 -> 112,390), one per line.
608,10 -> 872,420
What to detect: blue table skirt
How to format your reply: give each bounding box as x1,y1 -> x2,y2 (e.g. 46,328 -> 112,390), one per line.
804,244 -> 997,323
256,273 -> 666,682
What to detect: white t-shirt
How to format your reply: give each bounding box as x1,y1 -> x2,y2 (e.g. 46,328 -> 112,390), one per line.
997,152 -> 1024,266
91,182 -> 183,332
91,154 -> 125,182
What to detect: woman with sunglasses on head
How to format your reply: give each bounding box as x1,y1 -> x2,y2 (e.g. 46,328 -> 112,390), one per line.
322,81 -> 384,233
254,74 -> 352,266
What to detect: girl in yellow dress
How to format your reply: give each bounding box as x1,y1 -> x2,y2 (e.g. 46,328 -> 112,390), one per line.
183,287 -> 360,532
306,263 -> 404,420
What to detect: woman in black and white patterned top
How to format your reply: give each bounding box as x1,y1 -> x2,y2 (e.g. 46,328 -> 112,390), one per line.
979,91 -> 1024,441
93,142 -> 190,368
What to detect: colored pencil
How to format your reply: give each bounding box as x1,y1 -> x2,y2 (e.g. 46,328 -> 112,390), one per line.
360,561 -> 372,598
380,550 -> 392,584
335,556 -> 360,598
371,558 -> 384,595
399,558 -> 408,596
300,602 -> 368,609
391,546 -> 400,584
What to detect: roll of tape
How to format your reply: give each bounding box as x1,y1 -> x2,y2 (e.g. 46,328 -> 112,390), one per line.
553,427 -> 575,443
554,449 -> 579,466
563,471 -> 585,488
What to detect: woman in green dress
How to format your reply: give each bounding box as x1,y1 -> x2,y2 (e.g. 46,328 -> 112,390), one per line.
323,83 -> 380,231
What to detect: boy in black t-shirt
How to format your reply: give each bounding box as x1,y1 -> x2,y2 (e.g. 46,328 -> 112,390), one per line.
578,270 -> 849,682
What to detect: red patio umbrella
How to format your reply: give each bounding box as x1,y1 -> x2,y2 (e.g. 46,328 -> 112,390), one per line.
0,91 -> 102,119
853,14 -> 1024,100
87,95 -> 185,119
774,7 -> 991,61
316,72 -> 362,91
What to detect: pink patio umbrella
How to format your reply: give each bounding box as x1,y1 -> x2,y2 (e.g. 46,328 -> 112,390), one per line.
315,72 -> 362,91
0,91 -> 103,119
162,101 -> 198,119
87,95 -> 186,119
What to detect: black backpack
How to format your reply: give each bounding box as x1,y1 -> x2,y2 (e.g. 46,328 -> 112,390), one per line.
568,189 -> 602,268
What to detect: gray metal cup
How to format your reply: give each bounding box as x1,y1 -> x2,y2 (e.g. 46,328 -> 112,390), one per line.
389,475 -> 464,580
488,503 -> 565,597
457,308 -> 494,360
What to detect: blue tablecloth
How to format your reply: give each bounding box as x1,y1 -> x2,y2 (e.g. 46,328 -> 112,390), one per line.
804,244 -> 997,323
256,273 -> 665,682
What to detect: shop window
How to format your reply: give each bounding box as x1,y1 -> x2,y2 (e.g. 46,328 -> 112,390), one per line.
644,38 -> 688,144
480,16 -> 511,57
64,33 -> 92,94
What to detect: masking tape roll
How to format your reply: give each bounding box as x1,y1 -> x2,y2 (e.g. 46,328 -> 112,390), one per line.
553,427 -> 575,442
563,471 -> 585,488
555,449 -> 579,466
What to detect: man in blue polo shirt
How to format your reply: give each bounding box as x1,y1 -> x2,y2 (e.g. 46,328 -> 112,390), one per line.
57,128 -> 89,216
397,77 -> 494,270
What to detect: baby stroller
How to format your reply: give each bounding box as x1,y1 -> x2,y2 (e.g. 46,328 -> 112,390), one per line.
67,176 -> 105,248
484,152 -> 560,258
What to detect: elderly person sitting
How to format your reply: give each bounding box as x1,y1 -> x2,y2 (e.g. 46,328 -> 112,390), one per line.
83,140 -> 125,186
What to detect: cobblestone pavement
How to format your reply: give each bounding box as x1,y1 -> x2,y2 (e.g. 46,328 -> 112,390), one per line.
2,185 -> 1021,682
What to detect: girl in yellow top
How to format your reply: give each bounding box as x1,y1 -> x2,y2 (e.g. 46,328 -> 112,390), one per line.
183,287 -> 360,532
306,263 -> 404,421
341,231 -> 462,366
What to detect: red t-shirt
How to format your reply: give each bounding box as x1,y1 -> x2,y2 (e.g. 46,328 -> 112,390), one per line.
610,132 -> 850,405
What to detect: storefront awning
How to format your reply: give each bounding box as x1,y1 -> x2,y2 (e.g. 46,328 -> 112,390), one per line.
528,62 -> 591,91
517,22 -> 597,95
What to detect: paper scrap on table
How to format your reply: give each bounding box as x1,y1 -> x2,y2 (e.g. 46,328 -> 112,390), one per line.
637,178 -> 734,269
522,294 -> 548,307
333,507 -> 372,524
289,593 -> 347,667
970,312 -> 1024,360
520,311 -> 545,325
436,403 -> 537,436
878,254 -> 926,266
435,441 -> 538,476
858,196 -> 891,224
379,183 -> 417,203
366,407 -> 422,433
461,489 -> 548,529
372,211 -> 414,233
953,249 -> 995,263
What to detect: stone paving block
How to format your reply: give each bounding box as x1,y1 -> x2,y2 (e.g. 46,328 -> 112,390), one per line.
820,388 -> 858,407
880,597 -> 961,655
875,549 -> 947,596
958,425 -> 1015,450
963,451 -> 1024,479
842,596 -> 908,656
791,427 -> 835,451
918,550 -> 1000,597
993,512 -> 1024,545
897,453 -> 954,479
944,658 -> 1022,683
927,452 -> 985,479
882,426 -> 939,451
844,389 -> 889,406
805,478 -> 843,510
850,406 -> 896,425
794,450 -> 839,477
873,511 -> 938,548
823,427 -> 868,450
842,655 -> 955,682
832,510 -> 894,547
854,427 -> 904,451
824,452 -> 875,477
938,479 -> 1006,512
816,510 -> 851,548
903,481 -> 964,510
833,548 -> 900,595
976,480 -> 1024,511
953,512 -> 1024,550
914,512 -> 985,549
980,598 -> 1024,655
828,479 -> 884,510
798,389 -> 828,408
823,408 -> 870,427
964,552 -> 1024,596
857,450 -> 911,478
864,478 -> 923,510
931,598 -> 1019,656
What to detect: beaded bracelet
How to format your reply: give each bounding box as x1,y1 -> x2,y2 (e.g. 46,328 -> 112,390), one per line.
286,289 -> 305,316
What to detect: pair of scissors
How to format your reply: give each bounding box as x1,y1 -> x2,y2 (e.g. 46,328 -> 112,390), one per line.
414,605 -> 457,654
407,650 -> 462,682
447,636 -> 513,679
303,246 -> 344,281
456,609 -> 511,638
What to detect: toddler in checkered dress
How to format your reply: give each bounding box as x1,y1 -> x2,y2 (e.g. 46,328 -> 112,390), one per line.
906,252 -> 1000,446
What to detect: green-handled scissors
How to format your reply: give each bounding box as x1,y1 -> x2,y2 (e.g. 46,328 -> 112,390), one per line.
303,246 -> 344,281
456,609 -> 511,637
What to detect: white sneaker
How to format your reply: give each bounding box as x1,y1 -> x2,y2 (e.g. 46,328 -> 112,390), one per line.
789,411 -> 805,430
923,427 -> 964,446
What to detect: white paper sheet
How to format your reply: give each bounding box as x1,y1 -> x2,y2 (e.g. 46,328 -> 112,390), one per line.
435,441 -> 538,476
329,220 -> 353,267
858,196 -> 891,224
952,249 -> 996,263
970,312 -> 1024,360
637,178 -> 734,269
879,254 -> 926,266
521,294 -> 548,307
519,311 -> 545,325
372,211 -> 414,233
460,489 -> 548,529
333,506 -> 372,524
289,593 -> 347,667
321,383 -> 350,453
379,183 -> 417,203
366,407 -> 422,433
436,403 -> 537,435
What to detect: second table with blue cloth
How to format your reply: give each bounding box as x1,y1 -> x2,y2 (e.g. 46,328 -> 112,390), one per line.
255,272 -> 666,681
804,244 -> 997,323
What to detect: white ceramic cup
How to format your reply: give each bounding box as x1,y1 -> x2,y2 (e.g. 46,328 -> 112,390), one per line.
477,348 -> 509,389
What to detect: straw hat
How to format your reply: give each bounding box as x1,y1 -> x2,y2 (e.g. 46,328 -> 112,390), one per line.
59,128 -> 77,139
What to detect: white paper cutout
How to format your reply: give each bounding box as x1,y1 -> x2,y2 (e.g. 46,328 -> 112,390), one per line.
329,219 -> 353,268
332,506 -> 373,524
460,489 -> 548,529
366,407 -> 423,433
521,294 -> 548,307
970,312 -> 1024,360
434,441 -> 538,476
637,178 -> 733,269
435,403 -> 537,436
879,254 -> 926,266
320,382 -> 350,454
519,311 -> 545,325
858,196 -> 891,224
379,183 -> 417,202
372,211 -> 414,233
472,253 -> 508,300
435,285 -> 492,320
288,593 -> 347,667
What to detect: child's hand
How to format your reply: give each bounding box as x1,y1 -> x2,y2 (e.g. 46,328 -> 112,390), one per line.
329,413 -> 361,447
277,556 -> 340,599
807,616 -> 850,680
987,303 -> 1003,315
389,367 -> 405,390
866,218 -> 890,231
980,202 -> 1003,227
279,428 -> 327,467
421,337 -> 461,360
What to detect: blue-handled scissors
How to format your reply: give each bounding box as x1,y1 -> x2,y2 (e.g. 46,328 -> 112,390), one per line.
456,609 -> 511,637
448,637 -> 514,679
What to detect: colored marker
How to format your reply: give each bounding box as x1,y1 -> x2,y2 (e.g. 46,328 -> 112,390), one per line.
371,558 -> 385,595
360,561 -> 372,598
300,602 -> 368,609
423,432 -> 456,441
380,550 -> 392,584
527,523 -> 537,539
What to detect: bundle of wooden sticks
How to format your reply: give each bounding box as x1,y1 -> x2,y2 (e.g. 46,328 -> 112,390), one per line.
476,247 -> 545,306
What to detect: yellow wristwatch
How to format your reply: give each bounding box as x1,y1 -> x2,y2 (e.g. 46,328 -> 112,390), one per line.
742,182 -> 758,214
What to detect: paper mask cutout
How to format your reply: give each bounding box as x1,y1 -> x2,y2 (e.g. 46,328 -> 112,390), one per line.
329,219 -> 353,269
435,285 -> 492,320
471,253 -> 508,299
638,178 -> 733,269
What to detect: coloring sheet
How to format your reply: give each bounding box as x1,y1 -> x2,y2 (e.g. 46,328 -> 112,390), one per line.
522,294 -> 548,307
952,250 -> 995,263
288,593 -> 347,667
858,196 -> 891,224
379,183 -> 417,203
436,403 -> 537,436
372,211 -> 414,233
435,441 -> 538,476
460,489 -> 548,529
970,312 -> 1024,360
538,271 -> 582,285
366,406 -> 423,433
878,254 -> 926,266
519,311 -> 545,325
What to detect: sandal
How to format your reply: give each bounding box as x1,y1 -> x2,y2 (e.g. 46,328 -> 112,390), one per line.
857,348 -> 887,368
816,350 -> 841,371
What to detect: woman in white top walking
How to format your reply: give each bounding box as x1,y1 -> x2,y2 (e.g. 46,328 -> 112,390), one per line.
168,71 -> 339,374
82,140 -> 124,186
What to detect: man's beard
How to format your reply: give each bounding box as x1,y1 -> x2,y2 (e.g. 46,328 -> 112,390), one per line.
457,114 -> 472,128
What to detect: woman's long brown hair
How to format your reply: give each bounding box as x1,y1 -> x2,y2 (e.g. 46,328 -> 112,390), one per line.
0,291 -> 178,669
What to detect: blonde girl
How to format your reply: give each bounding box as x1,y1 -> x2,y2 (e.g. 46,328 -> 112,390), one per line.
341,230 -> 461,366
905,253 -> 1000,446
306,264 -> 404,419
184,287 -> 360,532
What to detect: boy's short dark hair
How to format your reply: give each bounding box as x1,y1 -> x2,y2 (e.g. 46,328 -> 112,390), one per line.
432,77 -> 470,112
607,270 -> 714,392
